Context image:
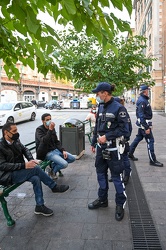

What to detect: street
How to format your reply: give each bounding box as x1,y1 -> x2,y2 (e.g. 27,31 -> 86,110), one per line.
0,108 -> 89,145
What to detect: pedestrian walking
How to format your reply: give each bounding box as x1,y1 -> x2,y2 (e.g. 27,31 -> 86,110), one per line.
128,85 -> 163,167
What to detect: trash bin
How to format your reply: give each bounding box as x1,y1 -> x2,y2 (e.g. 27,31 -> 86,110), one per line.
59,118 -> 85,159
70,99 -> 80,109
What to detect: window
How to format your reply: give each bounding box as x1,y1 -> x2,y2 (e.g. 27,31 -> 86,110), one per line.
141,21 -> 146,35
149,34 -> 151,47
147,6 -> 152,24
22,102 -> 32,109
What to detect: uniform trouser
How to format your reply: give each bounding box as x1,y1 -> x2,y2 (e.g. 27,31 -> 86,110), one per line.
129,128 -> 156,162
95,146 -> 127,206
122,153 -> 131,177
122,142 -> 131,177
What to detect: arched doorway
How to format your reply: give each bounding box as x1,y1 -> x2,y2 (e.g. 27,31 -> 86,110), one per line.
24,91 -> 35,102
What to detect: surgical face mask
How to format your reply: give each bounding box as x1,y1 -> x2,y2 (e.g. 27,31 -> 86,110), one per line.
7,131 -> 20,141
96,96 -> 104,103
92,109 -> 96,113
45,120 -> 51,126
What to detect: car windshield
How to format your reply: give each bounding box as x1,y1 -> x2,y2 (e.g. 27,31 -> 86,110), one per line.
0,103 -> 14,110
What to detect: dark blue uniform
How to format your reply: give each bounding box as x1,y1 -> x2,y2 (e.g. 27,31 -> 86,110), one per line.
129,93 -> 156,162
91,98 -> 130,206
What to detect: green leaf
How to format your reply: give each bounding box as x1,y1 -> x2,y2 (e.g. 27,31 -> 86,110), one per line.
63,0 -> 76,15
111,0 -> 123,10
13,21 -> 27,36
8,1 -> 26,23
73,14 -> 84,32
100,0 -> 110,8
26,6 -> 40,34
86,20 -> 94,36
26,57 -> 35,70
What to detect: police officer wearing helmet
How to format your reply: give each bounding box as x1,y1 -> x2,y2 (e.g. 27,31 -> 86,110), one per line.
88,82 -> 131,221
129,85 -> 163,167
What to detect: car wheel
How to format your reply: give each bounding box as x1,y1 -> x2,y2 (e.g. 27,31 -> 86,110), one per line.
7,116 -> 14,123
30,112 -> 36,121
49,106 -> 53,110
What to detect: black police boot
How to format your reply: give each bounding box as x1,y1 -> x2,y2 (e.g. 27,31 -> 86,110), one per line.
128,153 -> 138,161
123,176 -> 130,186
88,198 -> 108,209
150,160 -> 163,167
115,205 -> 124,221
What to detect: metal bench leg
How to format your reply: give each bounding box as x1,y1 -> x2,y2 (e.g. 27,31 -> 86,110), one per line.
0,197 -> 15,226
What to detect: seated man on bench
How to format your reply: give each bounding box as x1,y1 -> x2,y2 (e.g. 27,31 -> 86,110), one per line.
35,113 -> 76,178
0,122 -> 69,217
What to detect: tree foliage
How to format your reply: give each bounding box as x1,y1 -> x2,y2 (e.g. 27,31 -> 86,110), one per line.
0,0 -> 132,82
57,30 -> 156,95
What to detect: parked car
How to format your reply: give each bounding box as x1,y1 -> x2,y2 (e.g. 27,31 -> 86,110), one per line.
0,101 -> 36,126
36,100 -> 46,108
44,100 -> 61,110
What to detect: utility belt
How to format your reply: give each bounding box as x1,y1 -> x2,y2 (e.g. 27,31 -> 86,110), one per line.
97,136 -> 125,161
136,119 -> 152,129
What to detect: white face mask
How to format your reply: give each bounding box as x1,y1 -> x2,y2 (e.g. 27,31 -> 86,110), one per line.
96,96 -> 104,103
45,120 -> 51,126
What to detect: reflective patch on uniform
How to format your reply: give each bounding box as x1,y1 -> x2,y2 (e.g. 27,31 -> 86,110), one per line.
106,113 -> 115,118
119,111 -> 126,117
107,121 -> 111,128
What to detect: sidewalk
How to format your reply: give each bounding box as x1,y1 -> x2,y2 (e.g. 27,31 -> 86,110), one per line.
0,105 -> 165,250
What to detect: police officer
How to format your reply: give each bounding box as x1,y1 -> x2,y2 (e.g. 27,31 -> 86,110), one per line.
88,82 -> 131,221
129,85 -> 163,167
109,97 -> 132,185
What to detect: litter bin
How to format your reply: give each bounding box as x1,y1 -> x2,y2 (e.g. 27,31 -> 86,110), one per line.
59,118 -> 85,159
70,99 -> 80,109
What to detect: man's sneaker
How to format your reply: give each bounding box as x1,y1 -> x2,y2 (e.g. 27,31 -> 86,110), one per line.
115,205 -> 124,221
52,184 -> 69,193
58,170 -> 64,177
123,176 -> 130,186
88,198 -> 108,209
34,205 -> 53,216
49,170 -> 58,180
46,166 -> 58,180
150,160 -> 163,167
128,153 -> 138,161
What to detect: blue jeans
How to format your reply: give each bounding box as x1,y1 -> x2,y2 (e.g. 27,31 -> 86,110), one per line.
46,149 -> 76,173
11,166 -> 56,206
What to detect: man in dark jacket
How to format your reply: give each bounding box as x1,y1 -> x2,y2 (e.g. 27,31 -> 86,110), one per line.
0,122 -> 69,217
35,113 -> 75,177
129,85 -> 163,167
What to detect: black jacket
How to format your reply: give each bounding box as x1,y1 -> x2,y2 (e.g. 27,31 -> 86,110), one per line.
35,125 -> 65,160
0,138 -> 34,186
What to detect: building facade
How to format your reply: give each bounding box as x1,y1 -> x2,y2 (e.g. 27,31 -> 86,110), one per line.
0,62 -> 78,103
133,0 -> 166,111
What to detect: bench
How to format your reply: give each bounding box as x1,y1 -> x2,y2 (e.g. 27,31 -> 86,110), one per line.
82,120 -> 93,144
0,141 -> 51,227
